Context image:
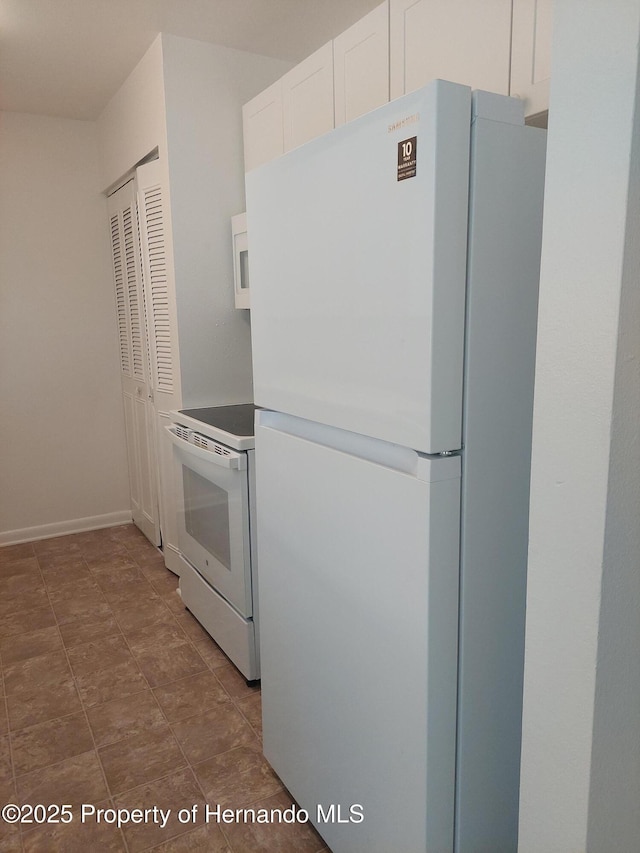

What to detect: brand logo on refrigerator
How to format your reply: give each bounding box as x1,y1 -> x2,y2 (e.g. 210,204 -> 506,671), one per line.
387,112 -> 420,133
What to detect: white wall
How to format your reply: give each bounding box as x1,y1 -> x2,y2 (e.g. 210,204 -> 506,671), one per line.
519,1 -> 640,850
0,111 -> 130,543
97,36 -> 167,192
97,35 -> 291,410
161,35 -> 292,407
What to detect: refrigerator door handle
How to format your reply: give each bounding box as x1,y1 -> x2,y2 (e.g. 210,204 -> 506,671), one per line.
257,410 -> 460,483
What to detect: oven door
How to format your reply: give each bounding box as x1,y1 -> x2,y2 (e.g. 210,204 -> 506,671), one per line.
166,425 -> 253,617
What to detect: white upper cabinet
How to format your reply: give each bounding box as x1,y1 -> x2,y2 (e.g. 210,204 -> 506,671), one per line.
242,79 -> 284,172
334,2 -> 390,127
510,0 -> 553,119
389,0 -> 512,99
282,41 -> 335,152
242,0 -> 553,172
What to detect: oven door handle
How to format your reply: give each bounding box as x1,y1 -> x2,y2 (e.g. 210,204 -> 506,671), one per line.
165,425 -> 246,470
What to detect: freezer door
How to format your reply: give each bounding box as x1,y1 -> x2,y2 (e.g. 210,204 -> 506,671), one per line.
255,411 -> 461,853
247,79 -> 471,455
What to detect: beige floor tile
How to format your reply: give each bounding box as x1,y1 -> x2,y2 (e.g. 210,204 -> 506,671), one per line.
235,692 -> 263,740
41,563 -> 94,593
0,586 -> 49,619
219,789 -> 327,853
175,611 -> 212,644
113,767 -> 206,853
125,620 -> 188,657
149,570 -> 180,596
215,663 -> 261,700
87,689 -> 166,747
123,535 -> 163,555
163,590 -> 188,617
36,553 -> 87,573
58,607 -> 120,648
33,537 -> 82,559
134,551 -> 170,572
93,564 -> 148,593
98,725 -> 187,795
51,592 -> 113,626
0,735 -> 12,785
0,543 -> 35,564
0,604 -> 56,640
82,549 -> 135,570
0,527 -> 288,853
0,777 -> 16,816
193,639 -> 230,671
153,671 -> 230,723
148,823 -> 232,852
22,800 -> 127,853
0,572 -> 45,601
47,574 -> 101,600
103,580 -> 164,612
172,704 -> 258,765
134,641 -> 207,688
3,650 -> 71,696
79,538 -> 130,557
114,597 -> 170,634
0,556 -> 40,581
15,749 -> 109,807
108,523 -> 149,545
75,658 -> 148,708
67,634 -> 132,677
0,625 -> 62,666
71,525 -> 120,549
10,712 -> 94,775
6,677 -> 82,731
193,745 -> 283,809
0,826 -> 22,851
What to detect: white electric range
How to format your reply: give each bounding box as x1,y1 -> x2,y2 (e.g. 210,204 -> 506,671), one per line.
167,404 -> 259,681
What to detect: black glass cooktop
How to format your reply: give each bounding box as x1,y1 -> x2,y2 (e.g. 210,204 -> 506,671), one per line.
178,404 -> 257,438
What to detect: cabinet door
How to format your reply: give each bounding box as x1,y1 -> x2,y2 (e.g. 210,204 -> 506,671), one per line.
242,79 -> 284,172
511,0 -> 553,119
282,41 -> 334,151
334,2 -> 389,127
107,179 -> 161,546
390,0 -> 511,99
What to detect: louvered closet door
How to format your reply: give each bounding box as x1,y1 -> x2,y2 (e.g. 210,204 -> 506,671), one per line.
136,159 -> 182,572
107,179 -> 161,546
136,160 -> 179,405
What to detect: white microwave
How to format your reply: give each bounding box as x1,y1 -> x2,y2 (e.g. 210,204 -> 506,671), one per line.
231,212 -> 249,309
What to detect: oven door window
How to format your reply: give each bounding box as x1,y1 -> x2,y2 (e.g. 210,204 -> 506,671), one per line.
182,468 -> 231,570
173,441 -> 252,618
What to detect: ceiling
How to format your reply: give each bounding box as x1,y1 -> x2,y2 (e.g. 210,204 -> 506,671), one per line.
0,0 -> 381,120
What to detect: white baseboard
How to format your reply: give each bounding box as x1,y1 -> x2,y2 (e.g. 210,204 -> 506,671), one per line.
0,510 -> 133,546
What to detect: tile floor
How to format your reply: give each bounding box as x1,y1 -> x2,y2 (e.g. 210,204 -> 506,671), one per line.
0,525 -> 328,853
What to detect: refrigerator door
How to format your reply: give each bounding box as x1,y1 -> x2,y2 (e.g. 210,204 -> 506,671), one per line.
247,79 -> 471,455
255,410 -> 461,853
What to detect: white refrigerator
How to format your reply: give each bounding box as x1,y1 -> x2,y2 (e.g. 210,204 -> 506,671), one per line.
246,80 -> 546,853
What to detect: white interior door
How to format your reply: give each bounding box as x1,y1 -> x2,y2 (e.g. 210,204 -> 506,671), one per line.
107,179 -> 161,545
255,410 -> 461,853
